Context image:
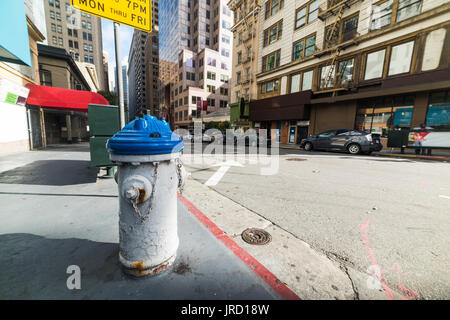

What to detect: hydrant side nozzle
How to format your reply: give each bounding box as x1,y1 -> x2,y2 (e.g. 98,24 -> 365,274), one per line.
125,188 -> 139,200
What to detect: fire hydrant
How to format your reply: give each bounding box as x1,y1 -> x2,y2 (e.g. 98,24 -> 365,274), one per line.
107,115 -> 186,277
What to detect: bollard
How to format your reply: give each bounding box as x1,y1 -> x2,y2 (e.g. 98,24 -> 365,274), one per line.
107,115 -> 186,277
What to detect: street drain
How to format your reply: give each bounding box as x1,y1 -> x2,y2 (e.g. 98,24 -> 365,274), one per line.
286,158 -> 307,161
241,228 -> 272,245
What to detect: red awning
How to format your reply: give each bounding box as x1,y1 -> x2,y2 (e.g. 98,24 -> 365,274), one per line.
25,84 -> 109,112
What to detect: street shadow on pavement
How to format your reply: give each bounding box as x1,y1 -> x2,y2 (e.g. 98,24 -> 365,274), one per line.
0,160 -> 99,186
0,232 -> 277,300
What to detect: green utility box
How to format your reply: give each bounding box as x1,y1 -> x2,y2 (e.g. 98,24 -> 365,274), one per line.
88,104 -> 120,168
387,128 -> 409,148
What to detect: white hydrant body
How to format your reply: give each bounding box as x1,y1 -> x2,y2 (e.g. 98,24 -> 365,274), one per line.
107,116 -> 185,277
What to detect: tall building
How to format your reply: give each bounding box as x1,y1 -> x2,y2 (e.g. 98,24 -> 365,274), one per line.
102,52 -> 109,92
228,0 -> 262,129
115,65 -> 129,106
43,0 -> 106,91
159,0 -> 234,129
249,0 -> 450,145
128,0 -> 160,119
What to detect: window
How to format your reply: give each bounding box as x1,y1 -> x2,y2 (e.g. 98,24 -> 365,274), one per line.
69,40 -> 73,48
39,69 -> 52,86
67,28 -> 72,36
265,0 -> 284,19
52,36 -> 57,44
207,58 -> 216,66
263,20 -> 283,47
295,7 -> 306,29
318,130 -> 337,138
338,59 -> 354,86
55,0 -> 60,8
396,0 -> 422,22
49,0 -> 54,6
320,59 -> 354,89
320,65 -> 335,88
220,87 -> 228,95
426,90 -> 450,129
289,70 -> 314,92
222,35 -> 230,44
58,37 -> 63,46
220,75 -> 229,83
87,22 -> 92,30
388,41 -> 414,76
262,50 -> 281,72
260,79 -> 279,94
364,49 -> 386,80
220,100 -> 228,108
207,98 -> 216,107
221,48 -> 230,57
422,28 -> 446,71
290,73 -> 301,93
370,0 -> 422,30
50,11 -> 55,19
56,12 -> 61,21
295,0 -> 319,29
207,85 -> 216,93
89,56 -> 94,64
371,0 -> 393,30
302,70 -> 313,91
57,25 -> 62,34
325,14 -> 359,48
356,96 -> 415,136
51,23 -> 56,32
292,34 -> 316,61
84,55 -> 89,62
207,71 -> 216,80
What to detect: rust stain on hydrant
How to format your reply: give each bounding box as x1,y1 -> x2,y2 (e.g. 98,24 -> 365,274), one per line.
137,188 -> 146,204
131,261 -> 145,271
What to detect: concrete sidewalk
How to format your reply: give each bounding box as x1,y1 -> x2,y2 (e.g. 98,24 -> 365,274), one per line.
0,144 -> 289,300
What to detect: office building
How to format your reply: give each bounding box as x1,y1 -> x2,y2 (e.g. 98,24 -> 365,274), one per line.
43,0 -> 106,90
249,0 -> 450,145
159,0 -> 234,128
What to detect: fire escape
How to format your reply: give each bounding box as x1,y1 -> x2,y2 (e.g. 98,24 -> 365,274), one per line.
314,0 -> 363,95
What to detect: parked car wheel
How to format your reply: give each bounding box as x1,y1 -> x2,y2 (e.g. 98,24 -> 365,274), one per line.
347,143 -> 361,154
304,142 -> 313,151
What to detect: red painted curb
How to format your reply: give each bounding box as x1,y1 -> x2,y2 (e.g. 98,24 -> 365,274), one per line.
177,193 -> 301,300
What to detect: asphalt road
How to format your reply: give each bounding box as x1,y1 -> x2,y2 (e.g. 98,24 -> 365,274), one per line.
183,146 -> 450,299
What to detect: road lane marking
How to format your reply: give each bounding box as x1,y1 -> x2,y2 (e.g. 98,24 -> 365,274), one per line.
205,161 -> 244,186
439,195 -> 450,199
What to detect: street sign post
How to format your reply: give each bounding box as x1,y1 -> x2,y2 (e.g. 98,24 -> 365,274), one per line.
70,0 -> 152,32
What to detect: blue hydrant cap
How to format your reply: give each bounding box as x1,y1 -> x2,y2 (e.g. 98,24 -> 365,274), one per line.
107,115 -> 184,155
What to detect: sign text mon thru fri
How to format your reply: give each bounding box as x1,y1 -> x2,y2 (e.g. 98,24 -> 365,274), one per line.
71,0 -> 152,32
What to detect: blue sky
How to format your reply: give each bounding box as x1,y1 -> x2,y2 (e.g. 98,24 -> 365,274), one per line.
101,19 -> 134,90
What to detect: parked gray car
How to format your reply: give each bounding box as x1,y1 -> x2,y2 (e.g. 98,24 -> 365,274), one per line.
300,129 -> 382,155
